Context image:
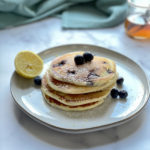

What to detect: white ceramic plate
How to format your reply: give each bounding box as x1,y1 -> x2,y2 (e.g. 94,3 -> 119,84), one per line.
10,44 -> 150,133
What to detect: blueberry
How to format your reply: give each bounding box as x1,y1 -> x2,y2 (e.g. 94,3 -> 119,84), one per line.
67,70 -> 76,74
34,76 -> 41,85
119,90 -> 128,99
117,77 -> 124,85
107,69 -> 113,74
111,88 -> 119,98
74,55 -> 84,65
58,60 -> 66,66
83,52 -> 94,62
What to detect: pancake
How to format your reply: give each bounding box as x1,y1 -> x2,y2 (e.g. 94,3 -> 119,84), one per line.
46,72 -> 117,94
49,51 -> 116,86
41,74 -> 112,106
43,93 -> 104,111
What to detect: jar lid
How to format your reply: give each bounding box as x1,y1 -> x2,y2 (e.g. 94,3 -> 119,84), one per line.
128,0 -> 150,8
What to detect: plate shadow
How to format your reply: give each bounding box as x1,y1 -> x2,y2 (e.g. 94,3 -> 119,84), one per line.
13,101 -> 145,149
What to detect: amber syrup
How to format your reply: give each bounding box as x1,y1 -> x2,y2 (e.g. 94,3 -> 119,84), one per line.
125,13 -> 150,39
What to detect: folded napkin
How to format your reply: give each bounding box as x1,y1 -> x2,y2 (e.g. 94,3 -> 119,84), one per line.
0,0 -> 127,29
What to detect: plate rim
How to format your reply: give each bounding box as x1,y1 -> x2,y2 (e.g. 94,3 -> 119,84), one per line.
10,44 -> 150,134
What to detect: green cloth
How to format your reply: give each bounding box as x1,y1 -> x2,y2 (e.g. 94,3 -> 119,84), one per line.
0,0 -> 127,29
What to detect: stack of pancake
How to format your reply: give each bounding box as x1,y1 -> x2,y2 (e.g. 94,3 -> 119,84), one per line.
41,52 -> 117,111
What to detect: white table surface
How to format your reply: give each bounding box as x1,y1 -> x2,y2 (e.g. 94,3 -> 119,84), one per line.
0,18 -> 150,150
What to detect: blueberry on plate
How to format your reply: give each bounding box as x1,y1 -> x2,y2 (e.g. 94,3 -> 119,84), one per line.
111,88 -> 119,98
117,77 -> 124,86
34,76 -> 41,85
74,55 -> 84,65
119,90 -> 128,99
83,52 -> 94,62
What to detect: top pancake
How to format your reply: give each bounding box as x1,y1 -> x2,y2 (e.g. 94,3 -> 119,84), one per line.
49,51 -> 116,86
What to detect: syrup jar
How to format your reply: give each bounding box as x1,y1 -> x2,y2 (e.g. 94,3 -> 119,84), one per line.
125,0 -> 150,39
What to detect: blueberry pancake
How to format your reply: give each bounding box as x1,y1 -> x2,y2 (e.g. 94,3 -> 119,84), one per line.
41,74 -> 113,106
41,51 -> 118,111
46,72 -> 117,94
49,52 -> 116,86
43,93 -> 104,111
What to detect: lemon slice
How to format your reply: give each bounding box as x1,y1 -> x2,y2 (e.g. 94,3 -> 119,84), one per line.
15,51 -> 43,78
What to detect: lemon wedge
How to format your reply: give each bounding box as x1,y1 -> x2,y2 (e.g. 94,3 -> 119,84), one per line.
15,51 -> 43,78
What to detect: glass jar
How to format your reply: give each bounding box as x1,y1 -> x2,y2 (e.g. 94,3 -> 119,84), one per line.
125,0 -> 150,39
